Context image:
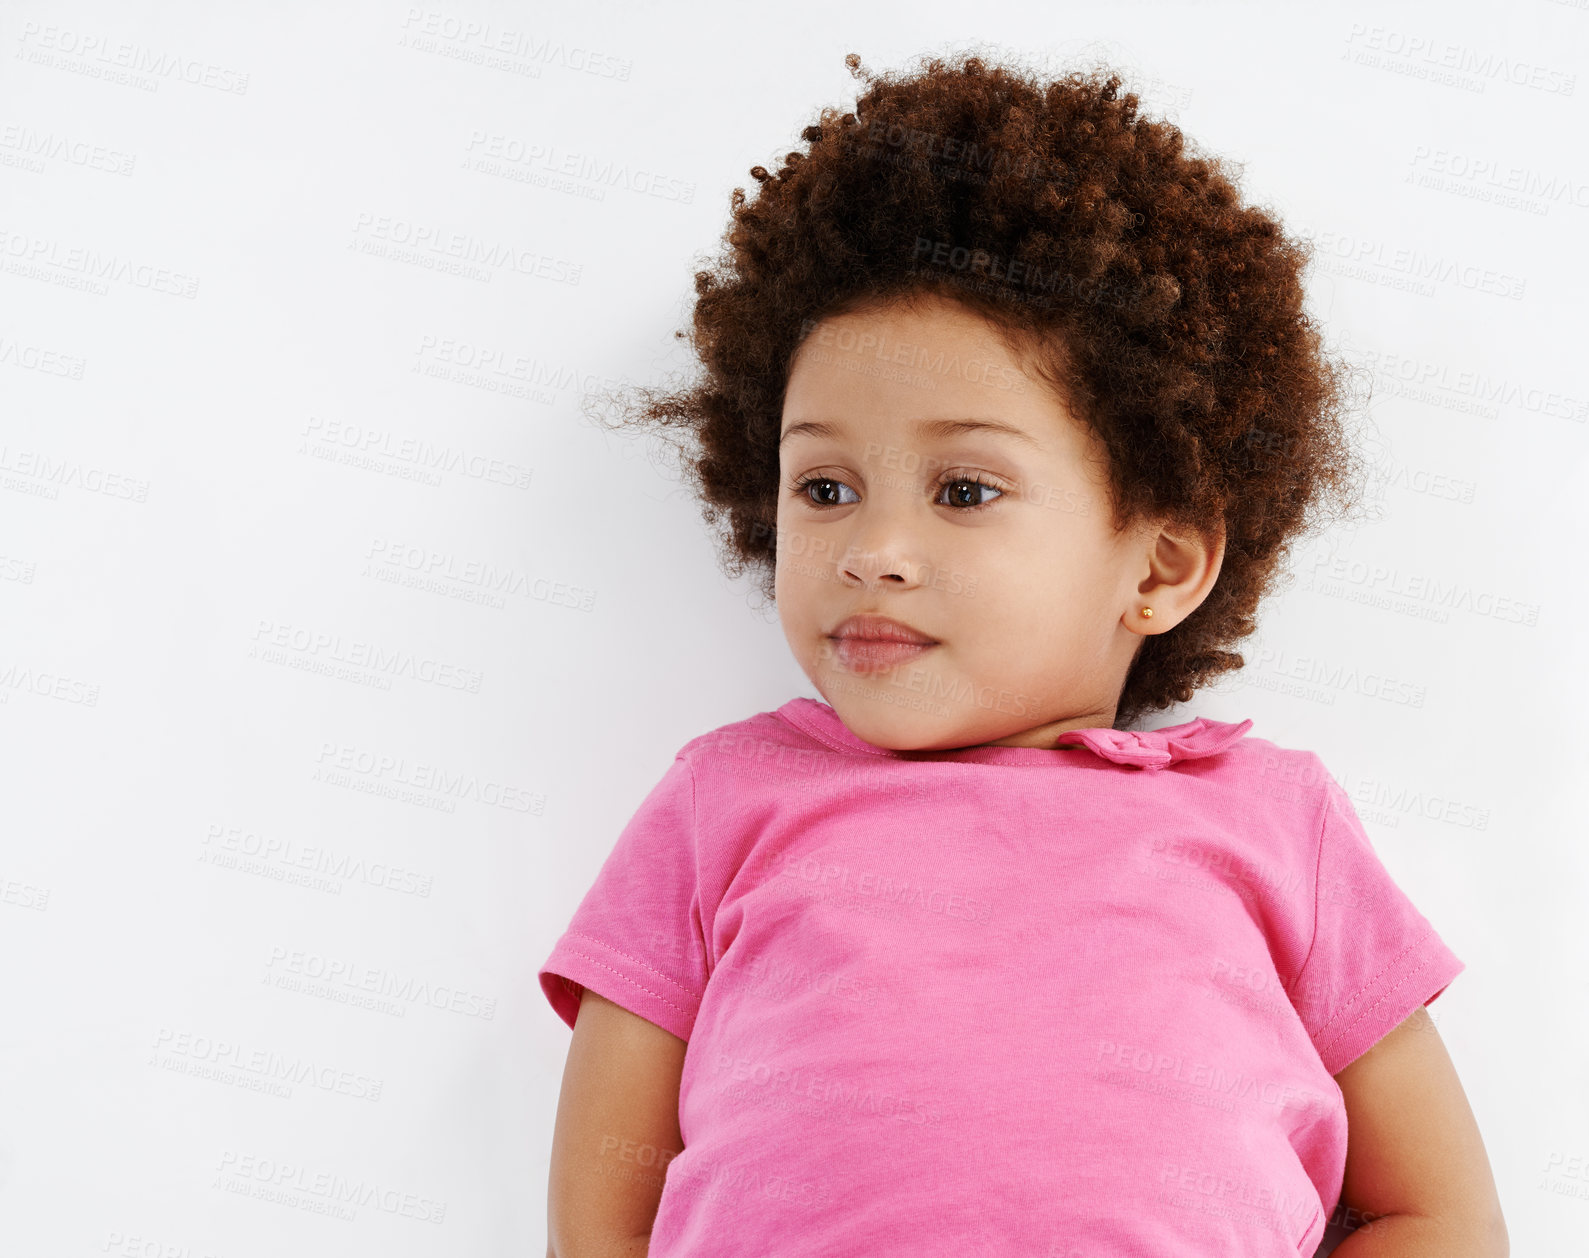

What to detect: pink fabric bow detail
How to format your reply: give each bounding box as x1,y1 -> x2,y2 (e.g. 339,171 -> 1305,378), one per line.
1057,717 -> 1254,770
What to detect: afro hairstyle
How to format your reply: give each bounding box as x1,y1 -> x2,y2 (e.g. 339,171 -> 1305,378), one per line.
593,49 -> 1367,728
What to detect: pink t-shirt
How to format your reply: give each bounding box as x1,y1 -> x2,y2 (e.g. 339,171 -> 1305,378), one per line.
539,698 -> 1464,1257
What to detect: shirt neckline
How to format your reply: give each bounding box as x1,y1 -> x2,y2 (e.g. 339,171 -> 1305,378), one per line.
774,697 -> 1254,771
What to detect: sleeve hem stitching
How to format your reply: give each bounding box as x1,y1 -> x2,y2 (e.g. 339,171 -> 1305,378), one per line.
556,943 -> 700,1023
564,929 -> 700,1001
1312,924 -> 1443,1063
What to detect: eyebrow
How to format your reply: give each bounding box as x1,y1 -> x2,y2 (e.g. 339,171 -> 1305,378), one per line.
778,417 -> 1042,449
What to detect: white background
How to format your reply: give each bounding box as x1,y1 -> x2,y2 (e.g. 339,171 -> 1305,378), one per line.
2,0 -> 1586,1254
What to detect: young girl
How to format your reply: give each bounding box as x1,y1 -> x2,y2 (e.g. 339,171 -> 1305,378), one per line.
539,52 -> 1507,1258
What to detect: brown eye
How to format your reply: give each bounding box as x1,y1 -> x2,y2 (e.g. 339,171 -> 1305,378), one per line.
791,475 -> 858,506
937,478 -> 1004,509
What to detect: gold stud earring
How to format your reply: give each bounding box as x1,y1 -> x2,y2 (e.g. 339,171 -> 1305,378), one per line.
1139,607 -> 1153,618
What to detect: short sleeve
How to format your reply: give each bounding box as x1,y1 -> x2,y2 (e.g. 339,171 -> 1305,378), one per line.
1290,770 -> 1466,1076
538,754 -> 708,1043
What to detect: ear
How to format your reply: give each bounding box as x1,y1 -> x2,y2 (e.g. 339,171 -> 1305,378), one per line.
1128,518 -> 1225,636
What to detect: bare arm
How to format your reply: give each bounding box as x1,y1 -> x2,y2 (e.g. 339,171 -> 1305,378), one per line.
547,987 -> 689,1258
1328,1005 -> 1507,1257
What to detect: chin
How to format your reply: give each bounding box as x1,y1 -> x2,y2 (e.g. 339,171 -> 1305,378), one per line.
830,692 -> 965,753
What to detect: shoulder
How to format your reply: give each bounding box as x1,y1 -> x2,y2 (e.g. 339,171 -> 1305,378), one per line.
674,704 -> 819,770
1187,727 -> 1342,885
664,704 -> 849,803
1207,725 -> 1338,820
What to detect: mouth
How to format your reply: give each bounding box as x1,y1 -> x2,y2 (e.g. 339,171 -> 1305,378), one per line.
826,614 -> 939,673
828,614 -> 938,645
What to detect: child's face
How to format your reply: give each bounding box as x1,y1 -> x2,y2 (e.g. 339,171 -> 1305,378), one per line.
775,293 -> 1222,751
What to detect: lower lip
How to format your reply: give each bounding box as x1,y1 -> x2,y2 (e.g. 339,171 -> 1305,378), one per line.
831,637 -> 937,672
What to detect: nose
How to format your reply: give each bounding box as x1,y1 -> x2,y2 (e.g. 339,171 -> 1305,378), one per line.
841,551 -> 912,585
837,512 -> 926,589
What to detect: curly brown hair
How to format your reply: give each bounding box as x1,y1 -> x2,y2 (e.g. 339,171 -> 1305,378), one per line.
597,50 -> 1367,728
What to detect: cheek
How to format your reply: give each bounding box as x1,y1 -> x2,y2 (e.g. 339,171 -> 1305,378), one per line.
773,513 -> 833,579
958,525 -> 1057,589
963,536 -> 1108,619
771,519 -> 813,609
772,505 -> 793,564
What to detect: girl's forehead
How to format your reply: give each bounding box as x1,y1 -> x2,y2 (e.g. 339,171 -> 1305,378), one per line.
784,317 -> 1079,444
809,292 -> 1005,334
